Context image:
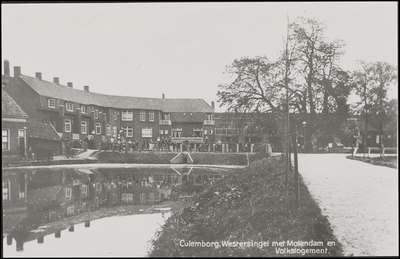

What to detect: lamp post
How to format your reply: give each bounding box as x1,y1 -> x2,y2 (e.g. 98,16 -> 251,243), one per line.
302,121 -> 306,149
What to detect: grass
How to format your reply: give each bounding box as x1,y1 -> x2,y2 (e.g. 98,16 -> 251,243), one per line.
346,155 -> 397,169
148,156 -> 343,257
96,151 -> 259,165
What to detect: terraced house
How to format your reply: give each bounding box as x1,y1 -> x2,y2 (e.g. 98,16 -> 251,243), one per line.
3,62 -> 215,152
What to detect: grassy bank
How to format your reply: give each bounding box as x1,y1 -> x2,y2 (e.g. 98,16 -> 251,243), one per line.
148,156 -> 343,257
347,155 -> 397,169
96,151 -> 254,165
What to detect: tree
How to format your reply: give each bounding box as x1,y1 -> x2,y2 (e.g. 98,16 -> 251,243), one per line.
288,17 -> 348,150
352,61 -> 397,153
217,56 -> 284,114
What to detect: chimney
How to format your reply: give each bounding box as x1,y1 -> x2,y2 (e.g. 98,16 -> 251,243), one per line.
84,85 -> 89,92
35,72 -> 42,80
211,101 -> 215,110
67,82 -> 73,88
53,77 -> 59,84
14,66 -> 21,78
4,60 -> 10,76
162,94 -> 165,100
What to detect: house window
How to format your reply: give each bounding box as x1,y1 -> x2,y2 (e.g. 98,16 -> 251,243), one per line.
123,127 -> 133,137
49,211 -> 57,221
112,126 -> 117,137
2,181 -> 10,201
142,128 -> 152,138
376,135 -> 380,144
81,121 -> 87,134
206,114 -> 213,120
67,206 -> 74,216
140,111 -> 146,121
2,129 -> 9,150
159,130 -> 163,135
140,193 -> 146,204
48,99 -> 56,108
106,125 -> 111,135
122,111 -> 133,121
122,193 -> 134,204
95,109 -> 98,119
65,188 -> 72,200
81,185 -> 88,198
66,102 -> 73,112
210,130 -> 213,135
148,193 -> 154,203
163,114 -> 170,120
165,130 -> 168,135
149,112 -> 154,122
204,129 -> 208,135
96,123 -> 101,134
65,119 -> 72,132
81,105 -> 87,113
19,189 -> 25,199
367,134 -> 371,139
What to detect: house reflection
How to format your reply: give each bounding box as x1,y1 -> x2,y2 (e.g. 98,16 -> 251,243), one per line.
2,167 -> 225,252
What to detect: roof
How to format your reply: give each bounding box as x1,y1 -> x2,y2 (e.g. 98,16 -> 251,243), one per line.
26,121 -> 62,141
107,95 -> 162,110
162,99 -> 213,113
19,75 -> 214,112
2,74 -> 13,87
28,185 -> 62,208
2,88 -> 28,119
20,75 -> 114,107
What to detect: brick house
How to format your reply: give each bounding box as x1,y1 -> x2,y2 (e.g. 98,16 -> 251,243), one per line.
2,88 -> 29,159
3,63 -> 215,154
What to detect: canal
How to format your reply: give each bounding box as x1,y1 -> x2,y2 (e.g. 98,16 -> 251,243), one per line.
2,166 -> 228,257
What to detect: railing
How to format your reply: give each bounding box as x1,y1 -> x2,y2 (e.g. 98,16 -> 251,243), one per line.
159,120 -> 172,125
204,120 -> 215,125
215,128 -> 241,135
171,137 -> 203,143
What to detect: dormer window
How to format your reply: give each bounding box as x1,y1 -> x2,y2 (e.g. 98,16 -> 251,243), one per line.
66,102 -> 73,112
48,99 -> 56,108
81,105 -> 87,113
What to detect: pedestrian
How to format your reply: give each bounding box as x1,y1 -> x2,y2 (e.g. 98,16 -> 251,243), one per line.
149,140 -> 154,153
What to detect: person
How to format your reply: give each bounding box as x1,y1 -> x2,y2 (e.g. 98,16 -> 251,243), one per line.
149,140 -> 154,153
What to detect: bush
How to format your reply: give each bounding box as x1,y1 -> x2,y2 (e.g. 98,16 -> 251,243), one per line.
149,157 -> 343,257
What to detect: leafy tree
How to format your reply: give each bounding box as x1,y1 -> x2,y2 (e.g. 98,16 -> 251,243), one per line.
352,61 -> 397,151
288,17 -> 349,149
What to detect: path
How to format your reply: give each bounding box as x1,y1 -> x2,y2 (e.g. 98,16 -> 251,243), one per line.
295,154 -> 398,256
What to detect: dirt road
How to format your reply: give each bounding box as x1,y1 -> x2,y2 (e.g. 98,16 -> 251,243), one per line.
295,154 -> 398,256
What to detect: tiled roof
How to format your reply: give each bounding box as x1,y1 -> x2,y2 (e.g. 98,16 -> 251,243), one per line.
28,185 -> 62,208
107,95 -> 162,110
27,121 -> 61,141
162,99 -> 213,112
2,74 -> 12,87
2,88 -> 28,118
19,75 -> 214,112
20,75 -> 114,107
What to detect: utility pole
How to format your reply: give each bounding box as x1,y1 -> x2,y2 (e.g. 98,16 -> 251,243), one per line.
292,124 -> 300,208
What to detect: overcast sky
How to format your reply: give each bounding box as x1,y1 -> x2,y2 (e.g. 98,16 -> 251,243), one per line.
2,2 -> 397,112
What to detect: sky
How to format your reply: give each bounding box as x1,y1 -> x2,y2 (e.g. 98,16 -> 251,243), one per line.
1,2 -> 398,112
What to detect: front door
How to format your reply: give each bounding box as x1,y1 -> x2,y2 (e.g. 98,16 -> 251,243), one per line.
18,129 -> 25,158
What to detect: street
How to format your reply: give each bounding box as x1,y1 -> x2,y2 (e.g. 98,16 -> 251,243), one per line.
295,154 -> 398,256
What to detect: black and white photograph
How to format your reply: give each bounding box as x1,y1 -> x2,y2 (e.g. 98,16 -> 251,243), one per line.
2,2 -> 398,257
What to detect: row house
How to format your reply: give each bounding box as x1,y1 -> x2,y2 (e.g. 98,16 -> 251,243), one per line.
2,88 -> 62,161
3,62 -> 215,153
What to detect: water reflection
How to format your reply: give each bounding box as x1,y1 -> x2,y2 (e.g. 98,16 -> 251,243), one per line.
2,166 -> 226,254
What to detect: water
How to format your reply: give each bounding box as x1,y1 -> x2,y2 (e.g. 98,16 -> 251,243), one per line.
2,166 -> 227,257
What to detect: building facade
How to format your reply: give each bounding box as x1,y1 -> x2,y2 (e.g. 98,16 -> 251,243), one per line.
4,63 -> 215,153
